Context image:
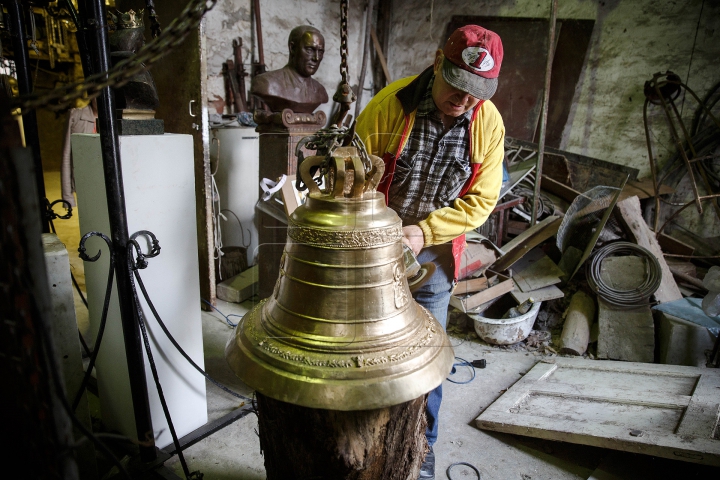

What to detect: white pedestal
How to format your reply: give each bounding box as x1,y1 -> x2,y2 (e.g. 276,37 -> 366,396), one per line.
72,133 -> 207,448
211,127 -> 260,266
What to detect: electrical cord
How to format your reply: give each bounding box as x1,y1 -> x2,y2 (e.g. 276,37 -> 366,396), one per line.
134,270 -> 251,402
128,248 -> 196,480
586,241 -> 662,308
447,462 -> 481,479
446,357 -> 477,385
201,298 -> 244,328
127,233 -> 251,404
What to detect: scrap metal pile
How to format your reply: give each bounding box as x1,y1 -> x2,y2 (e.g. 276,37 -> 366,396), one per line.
448,73 -> 720,368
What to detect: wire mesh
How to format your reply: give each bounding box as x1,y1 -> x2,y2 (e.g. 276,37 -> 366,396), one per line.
556,185 -> 623,254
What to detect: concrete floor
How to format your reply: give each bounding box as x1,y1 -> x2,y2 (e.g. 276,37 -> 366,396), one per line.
43,171 -> 719,479
163,299 -> 720,480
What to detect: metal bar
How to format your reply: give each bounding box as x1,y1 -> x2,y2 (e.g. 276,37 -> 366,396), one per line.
252,0 -> 265,70
355,0 -> 375,120
642,99 -> 663,232
77,0 -> 157,462
162,406 -> 255,456
6,0 -> 48,233
655,85 -> 704,214
668,98 -> 720,221
531,0 -> 558,226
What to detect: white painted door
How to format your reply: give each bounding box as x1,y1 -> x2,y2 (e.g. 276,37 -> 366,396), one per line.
475,358 -> 720,466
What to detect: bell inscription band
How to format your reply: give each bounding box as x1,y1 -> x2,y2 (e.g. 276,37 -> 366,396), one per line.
225,133 -> 454,478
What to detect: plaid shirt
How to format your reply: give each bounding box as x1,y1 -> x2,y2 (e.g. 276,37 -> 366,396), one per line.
387,75 -> 472,226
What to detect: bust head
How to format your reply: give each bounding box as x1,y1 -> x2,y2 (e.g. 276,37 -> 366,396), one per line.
288,26 -> 325,78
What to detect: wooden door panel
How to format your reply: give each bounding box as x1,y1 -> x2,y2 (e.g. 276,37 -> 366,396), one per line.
476,358 -> 720,466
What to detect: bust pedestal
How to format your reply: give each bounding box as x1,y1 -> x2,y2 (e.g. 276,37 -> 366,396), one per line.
255,109 -> 326,298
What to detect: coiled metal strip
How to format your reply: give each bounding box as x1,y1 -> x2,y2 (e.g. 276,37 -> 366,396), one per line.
587,241 -> 662,308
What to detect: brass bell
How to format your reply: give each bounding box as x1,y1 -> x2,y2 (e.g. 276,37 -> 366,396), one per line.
225,142 -> 454,410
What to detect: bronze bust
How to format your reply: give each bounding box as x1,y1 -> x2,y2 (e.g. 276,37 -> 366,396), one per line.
250,26 -> 329,113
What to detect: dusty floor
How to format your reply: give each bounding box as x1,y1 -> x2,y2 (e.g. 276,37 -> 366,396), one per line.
162,298 -> 720,480
44,171 -> 719,479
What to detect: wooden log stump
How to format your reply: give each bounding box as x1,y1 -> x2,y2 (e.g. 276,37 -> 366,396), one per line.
256,392 -> 428,480
560,290 -> 596,355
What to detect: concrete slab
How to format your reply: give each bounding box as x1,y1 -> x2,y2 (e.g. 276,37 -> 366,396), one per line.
597,298 -> 654,362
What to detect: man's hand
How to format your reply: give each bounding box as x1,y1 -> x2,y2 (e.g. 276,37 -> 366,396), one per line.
402,225 -> 424,256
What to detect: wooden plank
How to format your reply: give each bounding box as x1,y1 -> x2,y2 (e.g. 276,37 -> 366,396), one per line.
675,373 -> 720,438
659,232 -> 696,256
454,277 -> 488,296
153,1 -> 215,308
619,178 -> 675,201
493,216 -> 561,272
216,265 -> 258,303
511,248 -> 564,292
541,174 -> 581,203
459,279 -> 515,312
475,357 -> 720,466
511,284 -> 564,303
615,196 -> 683,303
370,28 -> 392,84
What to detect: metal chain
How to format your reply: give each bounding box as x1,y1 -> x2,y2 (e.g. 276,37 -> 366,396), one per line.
13,0 -> 217,113
331,0 -> 355,126
338,0 -> 349,84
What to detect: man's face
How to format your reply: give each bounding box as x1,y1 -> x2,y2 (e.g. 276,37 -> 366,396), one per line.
431,51 -> 481,117
291,32 -> 325,77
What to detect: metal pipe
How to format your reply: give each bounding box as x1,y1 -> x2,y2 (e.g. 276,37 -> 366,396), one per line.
531,0 -> 558,226
6,0 -> 48,232
77,0 -> 157,462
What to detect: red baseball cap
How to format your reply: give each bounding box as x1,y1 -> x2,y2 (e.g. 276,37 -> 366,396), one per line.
441,25 -> 503,100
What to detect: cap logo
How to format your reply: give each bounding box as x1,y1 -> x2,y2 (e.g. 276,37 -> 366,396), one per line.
461,47 -> 494,72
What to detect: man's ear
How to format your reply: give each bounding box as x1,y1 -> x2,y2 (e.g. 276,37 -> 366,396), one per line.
433,50 -> 444,73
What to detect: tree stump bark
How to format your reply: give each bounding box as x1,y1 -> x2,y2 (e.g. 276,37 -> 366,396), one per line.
256,392 -> 428,480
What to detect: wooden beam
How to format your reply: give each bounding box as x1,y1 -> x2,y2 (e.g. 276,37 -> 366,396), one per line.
615,196 -> 682,303
370,27 -> 391,84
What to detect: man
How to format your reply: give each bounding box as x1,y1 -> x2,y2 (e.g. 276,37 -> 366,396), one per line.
250,25 -> 328,113
356,25 -> 505,479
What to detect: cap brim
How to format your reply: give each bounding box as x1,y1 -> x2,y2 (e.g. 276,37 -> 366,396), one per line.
441,58 -> 498,100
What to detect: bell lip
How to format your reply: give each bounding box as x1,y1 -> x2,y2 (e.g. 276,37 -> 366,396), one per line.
225,324 -> 455,410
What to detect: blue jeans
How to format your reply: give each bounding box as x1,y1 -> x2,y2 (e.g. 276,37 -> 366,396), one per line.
413,244 -> 454,447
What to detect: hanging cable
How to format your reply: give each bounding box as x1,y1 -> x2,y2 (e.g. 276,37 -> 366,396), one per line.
128,232 -> 251,402
72,232 -> 115,411
210,137 -> 225,280
127,246 -> 197,480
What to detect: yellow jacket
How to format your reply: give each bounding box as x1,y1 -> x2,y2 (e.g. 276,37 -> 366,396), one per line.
356,68 -> 505,249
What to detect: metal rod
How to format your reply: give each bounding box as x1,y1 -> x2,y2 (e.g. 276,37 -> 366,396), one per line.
78,0 -> 157,462
6,0 -> 48,233
355,0 -> 375,120
531,0 -> 558,226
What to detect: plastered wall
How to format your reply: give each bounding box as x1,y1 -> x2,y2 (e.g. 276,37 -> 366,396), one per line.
204,0 -> 367,121
385,0 -> 719,179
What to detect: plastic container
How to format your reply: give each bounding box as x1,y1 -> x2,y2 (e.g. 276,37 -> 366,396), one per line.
469,293 -> 542,345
